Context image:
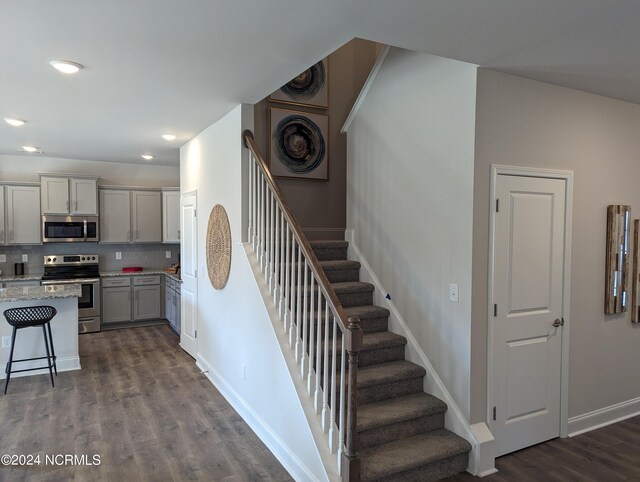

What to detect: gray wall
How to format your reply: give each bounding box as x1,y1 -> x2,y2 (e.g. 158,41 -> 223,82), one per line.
347,47 -> 478,420
471,69 -> 640,423
254,38 -> 378,239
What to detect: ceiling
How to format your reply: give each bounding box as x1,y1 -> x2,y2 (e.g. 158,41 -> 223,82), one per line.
1,0 -> 639,166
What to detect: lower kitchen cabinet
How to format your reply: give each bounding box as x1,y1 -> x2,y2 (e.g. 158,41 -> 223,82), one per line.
164,276 -> 181,334
102,275 -> 161,324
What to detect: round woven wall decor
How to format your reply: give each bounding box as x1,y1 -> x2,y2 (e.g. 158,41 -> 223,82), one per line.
206,204 -> 232,290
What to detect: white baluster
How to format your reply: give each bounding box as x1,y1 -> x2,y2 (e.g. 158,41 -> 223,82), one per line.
301,262 -> 309,378
248,153 -> 253,243
314,291 -> 323,413
264,189 -> 270,281
329,314 -> 338,452
307,276 -> 315,395
273,204 -> 280,302
321,301 -> 330,432
289,240 -> 297,348
278,211 -> 286,317
258,173 -> 263,271
337,334 -> 346,471
252,162 -> 257,252
295,246 -> 303,362
283,226 -> 290,330
267,193 -> 273,285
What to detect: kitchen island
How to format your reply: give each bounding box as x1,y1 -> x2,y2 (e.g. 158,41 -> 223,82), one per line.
0,284 -> 82,380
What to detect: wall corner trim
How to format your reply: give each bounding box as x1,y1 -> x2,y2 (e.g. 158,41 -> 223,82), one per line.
340,45 -> 391,134
345,228 -> 493,476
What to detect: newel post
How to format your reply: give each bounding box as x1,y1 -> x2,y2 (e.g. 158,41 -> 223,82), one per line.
342,316 -> 362,482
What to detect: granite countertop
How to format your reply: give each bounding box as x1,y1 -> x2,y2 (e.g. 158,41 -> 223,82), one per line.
0,274 -> 43,283
0,284 -> 82,303
100,269 -> 182,283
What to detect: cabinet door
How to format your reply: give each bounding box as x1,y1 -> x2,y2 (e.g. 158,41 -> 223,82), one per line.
132,191 -> 161,243
71,178 -> 98,215
162,190 -> 180,243
133,285 -> 161,320
41,176 -> 70,214
165,283 -> 174,325
6,185 -> 41,244
102,287 -> 132,323
174,291 -> 181,333
99,190 -> 131,243
0,187 -> 5,244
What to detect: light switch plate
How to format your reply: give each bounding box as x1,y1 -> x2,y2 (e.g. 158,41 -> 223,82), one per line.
0,254 -> 6,263
449,283 -> 459,303
165,250 -> 171,259
116,252 -> 122,260
22,254 -> 28,262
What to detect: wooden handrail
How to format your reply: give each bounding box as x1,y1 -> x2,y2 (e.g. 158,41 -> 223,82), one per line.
242,130 -> 362,352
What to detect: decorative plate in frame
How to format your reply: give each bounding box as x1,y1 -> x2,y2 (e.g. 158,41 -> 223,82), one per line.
269,58 -> 328,109
206,204 -> 232,290
269,107 -> 329,181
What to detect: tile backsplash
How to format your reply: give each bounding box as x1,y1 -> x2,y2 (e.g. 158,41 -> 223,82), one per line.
0,243 -> 179,276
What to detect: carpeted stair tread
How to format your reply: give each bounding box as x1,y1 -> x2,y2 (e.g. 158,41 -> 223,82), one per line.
331,281 -> 375,293
360,429 -> 472,481
357,393 -> 447,432
309,240 -> 349,248
344,304 -> 390,320
358,360 -> 426,388
320,259 -> 361,270
361,331 -> 406,351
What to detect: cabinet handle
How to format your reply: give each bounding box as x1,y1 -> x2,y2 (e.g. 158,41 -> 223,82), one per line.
127,230 -> 131,242
66,200 -> 69,211
74,200 -> 78,211
178,230 -> 180,240
136,230 -> 139,240
0,230 -> 4,241
9,230 -> 13,242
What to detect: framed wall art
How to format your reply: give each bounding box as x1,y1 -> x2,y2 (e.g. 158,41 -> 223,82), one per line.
269,107 -> 329,181
269,59 -> 329,109
605,204 -> 630,314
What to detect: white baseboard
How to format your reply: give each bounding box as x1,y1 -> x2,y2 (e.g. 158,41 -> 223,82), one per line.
568,396 -> 640,437
345,229 -> 496,477
0,355 -> 81,380
196,353 -> 323,482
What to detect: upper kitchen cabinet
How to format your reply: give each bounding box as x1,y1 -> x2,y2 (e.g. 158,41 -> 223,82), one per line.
2,184 -> 41,244
99,188 -> 161,243
40,175 -> 98,215
162,188 -> 180,244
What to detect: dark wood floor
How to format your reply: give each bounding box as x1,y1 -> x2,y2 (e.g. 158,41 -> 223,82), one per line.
0,325 -> 292,482
445,415 -> 640,481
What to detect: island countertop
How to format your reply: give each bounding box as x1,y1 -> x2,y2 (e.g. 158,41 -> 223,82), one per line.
0,284 -> 82,303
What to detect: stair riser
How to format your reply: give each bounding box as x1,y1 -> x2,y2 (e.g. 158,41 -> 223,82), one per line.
358,377 -> 423,404
312,247 -> 348,261
366,452 -> 469,482
337,290 -> 373,307
315,344 -> 406,373
359,412 -> 445,449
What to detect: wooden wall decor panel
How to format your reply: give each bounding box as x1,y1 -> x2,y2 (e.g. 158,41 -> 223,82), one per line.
605,205 -> 630,314
206,204 -> 232,290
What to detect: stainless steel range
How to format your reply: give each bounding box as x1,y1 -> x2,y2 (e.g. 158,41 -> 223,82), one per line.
41,254 -> 101,333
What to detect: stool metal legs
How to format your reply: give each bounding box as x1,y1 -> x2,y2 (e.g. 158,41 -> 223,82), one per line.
4,326 -> 17,395
41,325 -> 55,388
46,322 -> 57,376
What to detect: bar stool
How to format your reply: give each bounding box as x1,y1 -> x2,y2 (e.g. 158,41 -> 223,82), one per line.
3,306 -> 58,394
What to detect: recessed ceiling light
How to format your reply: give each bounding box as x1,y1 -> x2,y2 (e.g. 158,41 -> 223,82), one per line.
20,146 -> 42,153
141,154 -> 154,160
50,60 -> 84,74
4,118 -> 26,127
162,134 -> 176,141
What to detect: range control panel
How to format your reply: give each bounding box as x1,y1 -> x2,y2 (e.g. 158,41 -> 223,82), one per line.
44,254 -> 99,266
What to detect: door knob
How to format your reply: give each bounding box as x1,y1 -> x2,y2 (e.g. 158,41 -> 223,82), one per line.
552,318 -> 564,327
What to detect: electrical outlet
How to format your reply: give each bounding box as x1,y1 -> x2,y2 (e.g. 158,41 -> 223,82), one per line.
449,283 -> 459,302
22,254 -> 28,262
165,250 -> 171,259
0,254 -> 6,263
2,336 -> 10,348
116,252 -> 122,260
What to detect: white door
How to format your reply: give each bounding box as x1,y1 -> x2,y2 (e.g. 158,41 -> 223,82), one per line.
490,173 -> 569,456
180,191 -> 198,358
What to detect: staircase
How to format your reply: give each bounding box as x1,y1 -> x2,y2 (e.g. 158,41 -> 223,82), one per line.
311,239 -> 471,481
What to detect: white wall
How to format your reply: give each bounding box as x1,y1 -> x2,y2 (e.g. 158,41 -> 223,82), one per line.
472,69 -> 640,424
180,105 -> 327,480
347,48 -> 478,419
0,155 -> 179,186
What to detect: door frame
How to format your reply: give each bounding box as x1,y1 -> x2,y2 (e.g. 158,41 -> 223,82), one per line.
487,164 -> 574,442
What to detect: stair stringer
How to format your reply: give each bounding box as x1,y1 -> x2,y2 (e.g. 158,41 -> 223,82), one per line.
243,243 -> 341,481
345,229 -> 497,477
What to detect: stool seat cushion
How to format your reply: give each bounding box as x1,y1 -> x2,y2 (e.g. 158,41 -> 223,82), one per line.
4,306 -> 57,328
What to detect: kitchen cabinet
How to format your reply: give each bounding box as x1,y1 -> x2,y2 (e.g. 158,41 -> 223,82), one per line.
99,189 -> 161,243
164,276 -> 181,333
162,189 -> 180,244
0,187 -> 4,244
102,275 -> 162,324
3,185 -> 41,245
40,175 -> 98,215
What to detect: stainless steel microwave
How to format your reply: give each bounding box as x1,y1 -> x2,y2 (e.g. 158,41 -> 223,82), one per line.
42,215 -> 99,242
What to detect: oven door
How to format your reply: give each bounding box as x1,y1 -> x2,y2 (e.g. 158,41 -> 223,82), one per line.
41,278 -> 101,318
